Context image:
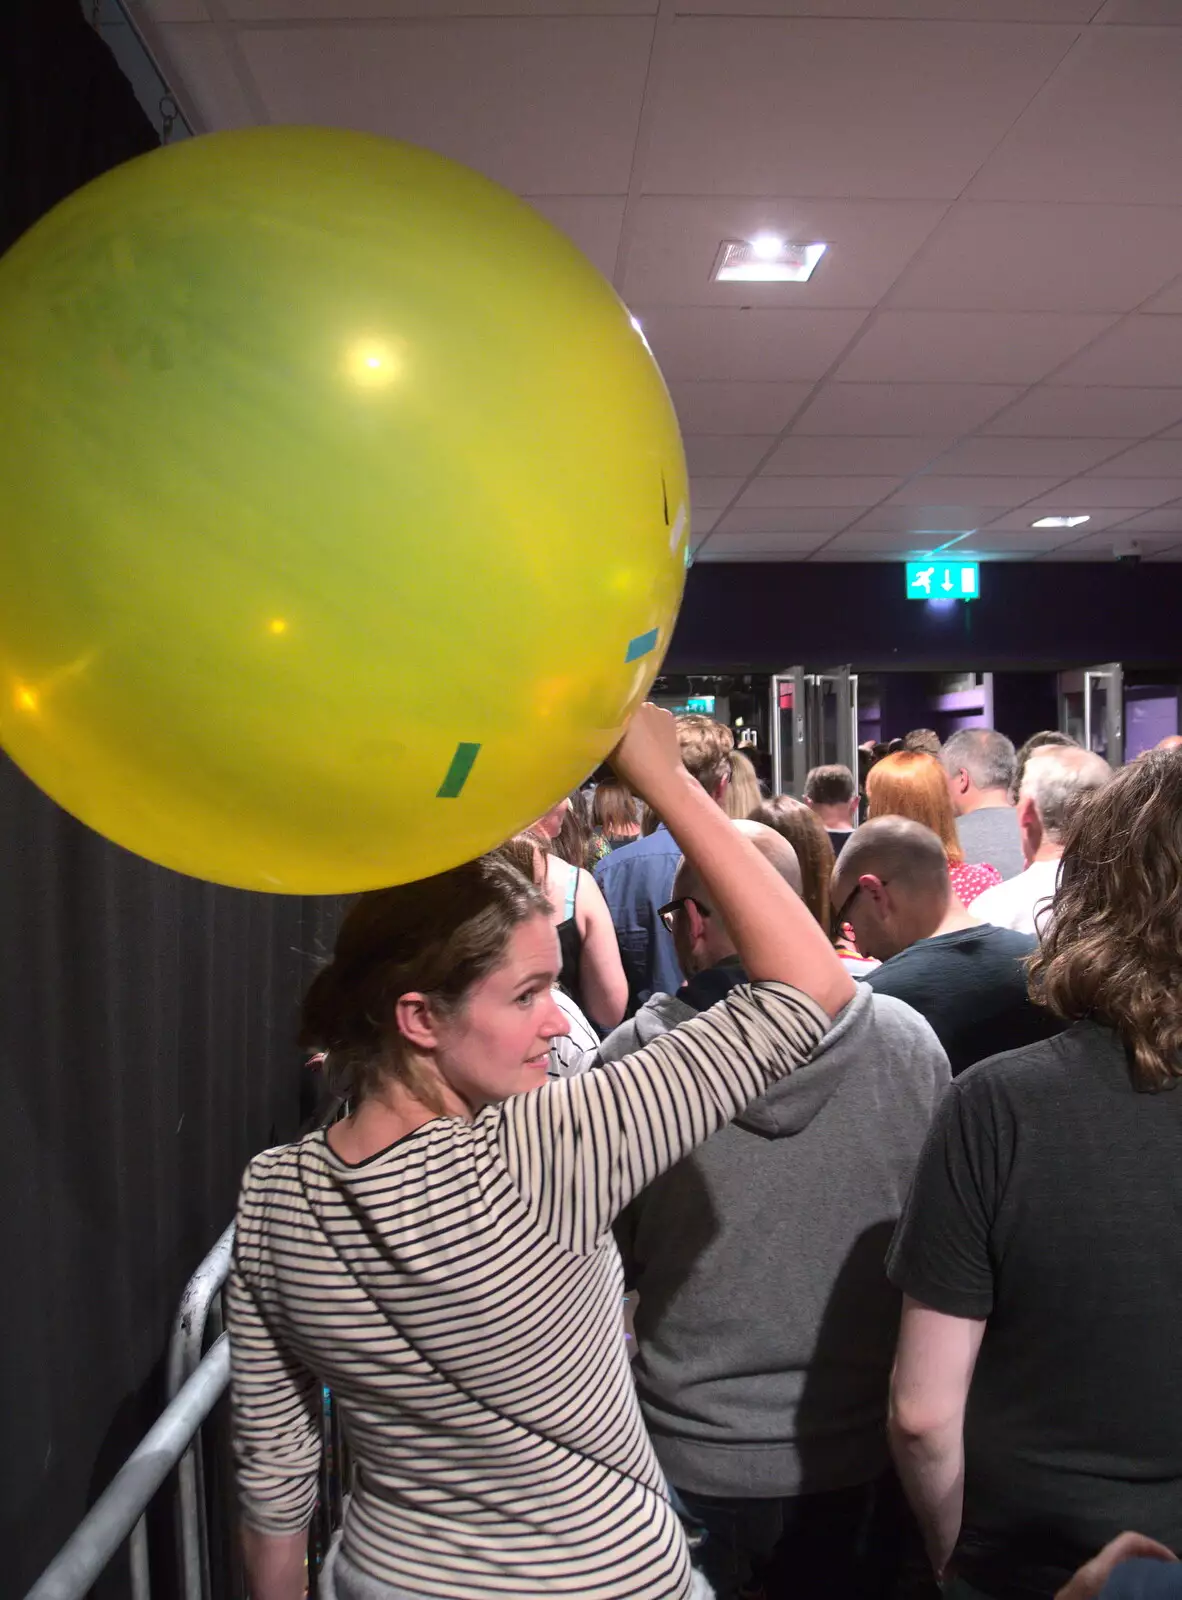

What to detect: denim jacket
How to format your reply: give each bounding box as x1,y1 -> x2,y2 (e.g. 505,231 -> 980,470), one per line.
593,824 -> 685,1014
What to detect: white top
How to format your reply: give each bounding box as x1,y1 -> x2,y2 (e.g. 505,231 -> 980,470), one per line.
970,857 -> 1061,938
228,981 -> 827,1600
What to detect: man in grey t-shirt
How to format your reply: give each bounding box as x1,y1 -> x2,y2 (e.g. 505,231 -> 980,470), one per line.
940,728 -> 1024,880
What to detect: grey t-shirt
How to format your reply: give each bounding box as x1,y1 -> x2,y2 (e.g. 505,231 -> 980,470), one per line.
956,805 -> 1025,880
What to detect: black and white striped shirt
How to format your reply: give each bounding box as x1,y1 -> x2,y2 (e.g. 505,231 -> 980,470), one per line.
228,981 -> 827,1599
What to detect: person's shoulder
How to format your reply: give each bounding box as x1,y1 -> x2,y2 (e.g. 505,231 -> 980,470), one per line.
979,924 -> 1038,956
866,988 -> 947,1047
954,1022 -> 1095,1099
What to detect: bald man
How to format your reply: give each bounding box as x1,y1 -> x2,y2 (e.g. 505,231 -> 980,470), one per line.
596,820 -> 950,1600
972,745 -> 1112,937
1156,734 -> 1182,752
833,817 -> 1062,1076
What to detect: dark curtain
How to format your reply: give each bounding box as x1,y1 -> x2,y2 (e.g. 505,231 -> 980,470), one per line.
1,8 -> 347,1594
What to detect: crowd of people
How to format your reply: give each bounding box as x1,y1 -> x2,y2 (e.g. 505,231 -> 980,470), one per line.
227,704 -> 1182,1600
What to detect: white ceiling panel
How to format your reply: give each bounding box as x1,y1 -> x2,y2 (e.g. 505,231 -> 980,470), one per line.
140,0 -> 209,19
667,381 -> 813,435
635,307 -> 867,381
222,1 -> 654,13
1095,0 -> 1182,19
986,506 -> 1146,532
1100,507 -> 1182,533
238,18 -> 653,192
1048,533 -> 1182,559
1025,478 -> 1182,509
1143,280 -> 1182,315
689,508 -> 722,534
928,436 -> 1127,476
735,476 -> 900,508
154,24 -> 258,125
1053,316 -> 1182,386
526,197 -> 626,280
689,478 -> 746,510
969,30 -> 1182,206
887,203 -> 1182,313
982,387 -> 1182,437
715,506 -> 860,533
824,529 -> 963,553
762,436 -> 949,475
1086,440 -> 1182,477
703,531 -> 826,552
643,20 -> 1075,199
849,504 -> 1007,532
672,0 -> 1097,15
834,312 -> 1115,384
621,196 -> 946,308
682,435 -> 776,475
889,475 -> 1059,507
794,383 -> 1021,435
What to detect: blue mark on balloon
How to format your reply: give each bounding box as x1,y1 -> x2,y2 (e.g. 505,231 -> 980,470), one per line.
625,628 -> 659,664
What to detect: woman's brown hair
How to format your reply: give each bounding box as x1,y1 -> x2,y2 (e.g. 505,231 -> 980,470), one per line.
723,750 -> 763,820
301,853 -> 550,1107
865,750 -> 963,864
1029,749 -> 1182,1090
592,779 -> 639,838
750,795 -> 836,934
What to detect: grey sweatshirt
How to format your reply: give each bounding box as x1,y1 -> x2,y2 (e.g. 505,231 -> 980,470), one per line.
605,976 -> 950,1499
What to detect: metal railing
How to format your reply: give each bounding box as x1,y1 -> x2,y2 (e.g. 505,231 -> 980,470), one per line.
25,1218 -> 349,1600
26,1337 -> 231,1600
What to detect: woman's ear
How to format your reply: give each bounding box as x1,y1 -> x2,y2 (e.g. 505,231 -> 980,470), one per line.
394,991 -> 440,1052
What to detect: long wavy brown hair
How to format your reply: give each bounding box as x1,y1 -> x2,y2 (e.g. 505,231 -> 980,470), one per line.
750,795 -> 836,933
866,751 -> 964,864
1028,749 -> 1182,1090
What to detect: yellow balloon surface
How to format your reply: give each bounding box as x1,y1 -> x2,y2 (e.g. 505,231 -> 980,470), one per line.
0,128 -> 687,892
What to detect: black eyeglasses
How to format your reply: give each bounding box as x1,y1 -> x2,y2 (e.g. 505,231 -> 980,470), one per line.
657,896 -> 711,933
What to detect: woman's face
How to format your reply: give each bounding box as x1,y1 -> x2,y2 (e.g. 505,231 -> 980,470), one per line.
533,797 -> 571,841
433,915 -> 569,1109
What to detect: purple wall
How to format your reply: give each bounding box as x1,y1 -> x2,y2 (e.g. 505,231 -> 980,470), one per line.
667,561 -> 1182,672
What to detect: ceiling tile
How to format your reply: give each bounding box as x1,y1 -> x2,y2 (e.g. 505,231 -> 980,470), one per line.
689,507 -> 722,534
928,437 -> 1128,476
1105,507 -> 1182,533
763,436 -> 949,475
1095,1 -> 1182,19
715,506 -> 860,533
689,477 -> 746,509
667,381 -> 813,435
154,23 -> 257,126
1025,479 -> 1182,509
702,530 -> 827,552
1049,534 -> 1182,559
952,529 -> 1076,554
824,529 -> 963,553
986,506 -> 1145,532
736,476 -> 900,508
636,307 -> 868,381
225,0 -> 654,12
982,386 -> 1182,437
673,0 -> 1097,15
969,30 -> 1182,204
834,312 -> 1115,384
620,196 -> 946,308
694,547 -> 811,562
643,19 -> 1075,199
1143,279 -> 1182,314
141,0 -> 209,19
850,504 -> 1006,532
238,18 -> 652,191
1086,440 -> 1182,476
889,475 -> 1056,506
682,435 -> 775,475
795,382 -> 1021,435
887,202 -> 1182,313
526,197 -> 625,279
1053,316 -> 1182,385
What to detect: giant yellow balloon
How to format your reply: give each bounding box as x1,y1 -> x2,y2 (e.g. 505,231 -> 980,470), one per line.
0,128 -> 687,892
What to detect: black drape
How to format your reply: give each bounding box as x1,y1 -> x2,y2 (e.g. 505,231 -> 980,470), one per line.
1,8 -> 347,1593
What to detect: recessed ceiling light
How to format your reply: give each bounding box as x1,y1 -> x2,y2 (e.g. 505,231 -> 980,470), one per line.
712,239 -> 827,284
1031,515 -> 1090,528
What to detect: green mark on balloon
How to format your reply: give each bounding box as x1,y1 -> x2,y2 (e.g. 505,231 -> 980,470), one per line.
436,741 -> 481,799
626,628 -> 659,663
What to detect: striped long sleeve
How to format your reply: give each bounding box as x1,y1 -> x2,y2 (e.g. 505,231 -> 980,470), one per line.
226,1185 -> 323,1535
498,980 -> 827,1253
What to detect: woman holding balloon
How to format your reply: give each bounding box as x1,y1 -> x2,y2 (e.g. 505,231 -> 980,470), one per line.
227,704 -> 852,1600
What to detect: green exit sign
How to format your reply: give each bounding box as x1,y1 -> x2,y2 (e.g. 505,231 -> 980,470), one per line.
905,560 -> 980,600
